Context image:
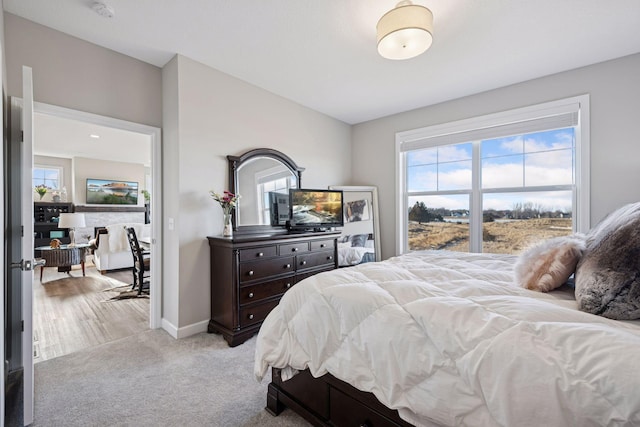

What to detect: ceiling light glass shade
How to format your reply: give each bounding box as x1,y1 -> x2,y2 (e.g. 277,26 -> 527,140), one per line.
377,1 -> 433,60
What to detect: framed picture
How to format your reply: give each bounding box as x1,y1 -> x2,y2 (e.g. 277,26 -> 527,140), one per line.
344,199 -> 370,222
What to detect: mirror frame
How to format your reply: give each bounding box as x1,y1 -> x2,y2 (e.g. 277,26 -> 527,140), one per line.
329,185 -> 382,262
228,148 -> 304,235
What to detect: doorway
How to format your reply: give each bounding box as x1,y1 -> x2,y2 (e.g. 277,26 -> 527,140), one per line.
31,102 -> 162,360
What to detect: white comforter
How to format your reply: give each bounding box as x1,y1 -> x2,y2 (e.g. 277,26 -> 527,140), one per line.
254,250 -> 640,427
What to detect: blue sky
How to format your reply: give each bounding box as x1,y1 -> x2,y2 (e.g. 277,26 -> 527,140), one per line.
407,128 -> 575,212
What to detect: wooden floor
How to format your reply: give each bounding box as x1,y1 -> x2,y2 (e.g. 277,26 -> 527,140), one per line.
33,257 -> 150,362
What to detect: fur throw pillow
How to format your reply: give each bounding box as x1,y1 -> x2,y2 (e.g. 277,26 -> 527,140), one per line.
575,202 -> 640,320
515,235 -> 586,292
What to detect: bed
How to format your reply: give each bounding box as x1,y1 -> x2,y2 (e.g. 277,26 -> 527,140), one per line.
337,233 -> 376,267
254,250 -> 640,427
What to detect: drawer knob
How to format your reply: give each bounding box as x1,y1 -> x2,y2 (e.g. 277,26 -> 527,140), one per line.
285,264 -> 291,269
248,270 -> 254,276
320,243 -> 326,248
292,247 -> 298,252
248,314 -> 254,320
328,256 -> 333,260
257,252 -> 264,257
248,292 -> 254,298
286,283 -> 291,289
301,260 -> 307,265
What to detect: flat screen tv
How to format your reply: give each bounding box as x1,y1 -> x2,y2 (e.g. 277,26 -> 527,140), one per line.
289,189 -> 344,231
86,178 -> 139,205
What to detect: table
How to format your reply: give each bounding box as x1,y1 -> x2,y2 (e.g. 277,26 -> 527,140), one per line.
35,244 -> 90,281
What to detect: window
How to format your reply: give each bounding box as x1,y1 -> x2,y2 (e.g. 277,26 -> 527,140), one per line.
397,96 -> 589,255
33,166 -> 62,190
255,167 -> 297,225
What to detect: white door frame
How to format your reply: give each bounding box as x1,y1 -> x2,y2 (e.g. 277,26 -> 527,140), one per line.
33,102 -> 163,329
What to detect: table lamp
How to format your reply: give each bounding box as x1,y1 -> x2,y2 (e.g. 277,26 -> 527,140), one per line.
58,213 -> 86,247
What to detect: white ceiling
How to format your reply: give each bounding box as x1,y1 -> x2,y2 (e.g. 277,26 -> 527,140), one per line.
5,0 -> 640,127
33,112 -> 151,166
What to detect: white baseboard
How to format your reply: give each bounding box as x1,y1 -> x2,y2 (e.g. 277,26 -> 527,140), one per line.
161,318 -> 209,339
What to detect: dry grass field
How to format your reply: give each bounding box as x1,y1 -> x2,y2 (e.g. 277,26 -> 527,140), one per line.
408,218 -> 572,254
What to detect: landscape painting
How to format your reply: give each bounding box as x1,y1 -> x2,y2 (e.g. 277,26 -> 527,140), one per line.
86,179 -> 139,205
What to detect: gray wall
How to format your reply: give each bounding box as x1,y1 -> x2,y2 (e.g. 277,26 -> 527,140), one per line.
352,53 -> 640,260
162,54 -> 352,331
4,13 -> 162,127
4,15 -> 353,335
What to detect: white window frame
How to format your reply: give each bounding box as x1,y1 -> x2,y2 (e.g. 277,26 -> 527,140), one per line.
395,95 -> 590,255
33,164 -> 63,191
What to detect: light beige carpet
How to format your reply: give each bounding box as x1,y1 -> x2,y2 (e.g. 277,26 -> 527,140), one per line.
34,329 -> 310,427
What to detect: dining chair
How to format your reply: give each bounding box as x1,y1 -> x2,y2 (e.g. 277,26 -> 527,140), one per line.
125,227 -> 151,295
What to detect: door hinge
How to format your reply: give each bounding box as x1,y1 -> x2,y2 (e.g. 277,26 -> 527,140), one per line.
21,320 -> 24,332
20,130 -> 24,142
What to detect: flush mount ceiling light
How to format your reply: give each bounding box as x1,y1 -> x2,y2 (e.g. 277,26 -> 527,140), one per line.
92,1 -> 115,18
377,0 -> 433,60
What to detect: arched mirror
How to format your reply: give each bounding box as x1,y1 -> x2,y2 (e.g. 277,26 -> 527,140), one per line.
228,148 -> 304,234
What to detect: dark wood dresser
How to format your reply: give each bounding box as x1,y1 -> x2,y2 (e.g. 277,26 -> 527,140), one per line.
207,231 -> 340,347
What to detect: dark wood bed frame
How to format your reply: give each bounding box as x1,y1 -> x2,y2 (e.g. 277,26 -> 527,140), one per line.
267,368 -> 414,427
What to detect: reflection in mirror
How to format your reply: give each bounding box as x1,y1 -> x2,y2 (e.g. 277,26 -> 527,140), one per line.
329,186 -> 381,266
236,157 -> 298,226
228,148 -> 304,233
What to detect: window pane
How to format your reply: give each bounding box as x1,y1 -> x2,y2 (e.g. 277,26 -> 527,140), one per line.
438,160 -> 471,190
482,191 -> 573,254
407,143 -> 472,191
524,129 -> 574,153
524,149 -> 573,186
438,143 -> 472,162
407,147 -> 437,167
408,195 -> 469,252
407,164 -> 437,192
482,155 -> 523,188
33,167 -> 60,190
481,136 -> 523,158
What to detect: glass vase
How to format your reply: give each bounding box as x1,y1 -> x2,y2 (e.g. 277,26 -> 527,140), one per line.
223,212 -> 233,237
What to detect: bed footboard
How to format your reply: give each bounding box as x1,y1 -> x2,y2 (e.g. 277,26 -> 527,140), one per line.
267,368 -> 413,427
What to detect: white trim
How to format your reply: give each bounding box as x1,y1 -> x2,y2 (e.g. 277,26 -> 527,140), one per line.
395,137 -> 406,256
162,318 -> 209,339
396,95 -> 591,254
32,101 -> 163,329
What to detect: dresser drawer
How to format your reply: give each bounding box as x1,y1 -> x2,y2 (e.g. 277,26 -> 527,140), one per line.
330,388 -> 401,427
239,245 -> 277,262
239,257 -> 295,283
240,277 -> 294,304
239,299 -> 280,327
280,242 -> 310,255
297,250 -> 335,271
310,239 -> 334,252
296,265 -> 334,283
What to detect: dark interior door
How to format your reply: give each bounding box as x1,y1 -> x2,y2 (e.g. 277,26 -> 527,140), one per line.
4,95 -> 24,426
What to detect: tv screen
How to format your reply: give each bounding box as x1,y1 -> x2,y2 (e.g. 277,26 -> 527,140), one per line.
289,189 -> 344,230
86,178 -> 139,205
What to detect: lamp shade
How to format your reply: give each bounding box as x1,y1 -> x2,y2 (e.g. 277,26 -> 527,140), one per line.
377,1 -> 433,60
58,213 -> 86,229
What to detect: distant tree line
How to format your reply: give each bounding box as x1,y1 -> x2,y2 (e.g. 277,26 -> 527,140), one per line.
408,201 -> 443,224
408,201 -> 571,223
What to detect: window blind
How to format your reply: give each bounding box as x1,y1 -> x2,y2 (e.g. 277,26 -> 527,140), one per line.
400,109 -> 579,152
